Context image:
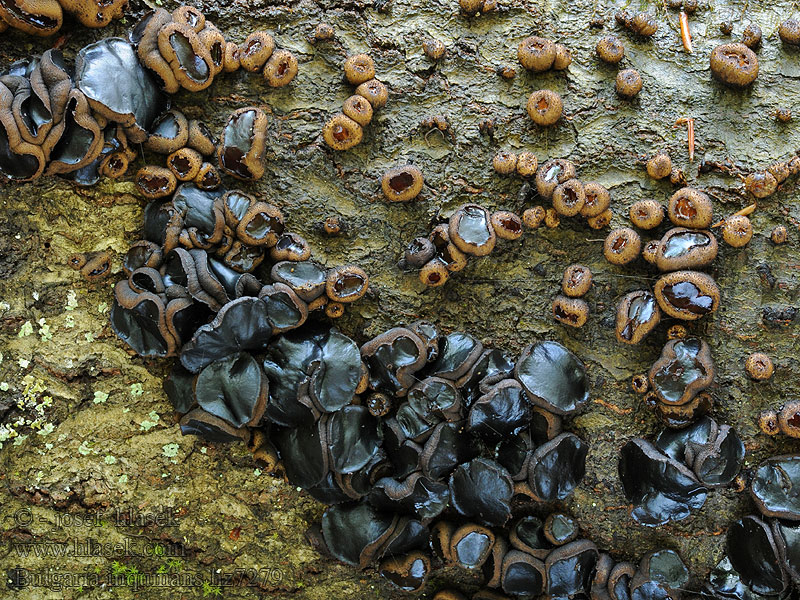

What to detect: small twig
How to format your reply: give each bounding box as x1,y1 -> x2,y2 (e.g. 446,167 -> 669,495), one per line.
679,11 -> 692,53
674,117 -> 695,162
711,203 -> 757,228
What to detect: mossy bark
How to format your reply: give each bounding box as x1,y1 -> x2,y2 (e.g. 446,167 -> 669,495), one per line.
2,0 -> 800,598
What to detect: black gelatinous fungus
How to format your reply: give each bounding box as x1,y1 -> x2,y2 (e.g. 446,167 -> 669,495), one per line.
528,432 -> 589,501
369,473 -> 451,520
543,513 -> 578,546
467,379 -> 531,441
449,458 -> 514,526
361,328 -> 427,396
382,165 -> 424,202
75,38 -> 166,143
515,341 -> 589,415
271,260 -> 327,301
429,331 -> 483,380
648,337 -> 714,406
710,43 -> 759,87
326,406 -> 382,473
655,228 -> 717,271
545,540 -> 599,599
727,516 -> 788,596
379,552 -> 431,592
501,550 -> 546,595
110,280 -> 177,357
195,352 -> 267,428
619,438 -> 708,526
180,297 -> 273,372
217,107 -> 268,180
320,502 -> 397,568
615,290 -> 661,345
449,204 -> 497,256
449,523 -> 495,569
654,271 -> 720,320
179,408 -> 250,443
751,455 -> 800,520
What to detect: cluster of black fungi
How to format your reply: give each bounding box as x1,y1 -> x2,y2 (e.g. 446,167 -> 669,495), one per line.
3,3 -> 798,597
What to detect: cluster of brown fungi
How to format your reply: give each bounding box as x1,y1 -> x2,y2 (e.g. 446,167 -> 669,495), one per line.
322,53 -> 388,151
3,3 -> 800,599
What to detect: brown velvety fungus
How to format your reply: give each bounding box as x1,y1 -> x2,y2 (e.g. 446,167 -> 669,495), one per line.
632,374 -> 649,394
654,270 -> 720,320
236,202 -> 284,247
768,162 -> 790,184
145,110 -> 189,154
552,295 -> 589,328
580,182 -> 611,218
553,44 -> 572,70
419,258 -> 449,287
517,36 -> 556,72
668,188 -> 713,229
629,200 -> 663,229
459,0 -> 482,16
198,26 -> 225,76
616,68 -> 643,98
194,162 -> 221,190
136,166 -> 177,199
710,43 -> 759,87
646,151 -> 672,180
545,208 -> 560,228
535,159 -> 576,199
742,22 -> 762,49
424,38 -> 446,60
342,95 -> 373,126
655,228 -> 718,271
552,179 -> 586,217
604,227 -> 641,265
167,147 -> 203,182
238,31 -> 275,72
218,107 -> 268,180
344,53 -> 375,85
492,152 -> 517,175
449,204 -> 497,256
758,410 -> 781,436
79,251 -> 113,282
171,5 -> 204,31
596,35 -> 624,64
323,113 -> 363,151
745,171 -> 777,198
99,152 -> 130,179
527,90 -> 563,126
615,290 -> 661,345
187,119 -> 216,156
382,165 -> 424,202
587,209 -> 613,230
326,265 -> 369,303
745,352 -> 774,381
324,301 -> 345,319
667,324 -> 687,340
642,240 -> 660,264
562,264 -> 592,297
223,41 -> 240,72
269,233 -> 311,262
778,401 -> 800,438
490,211 -> 524,240
263,50 -> 298,88
0,0 -> 62,36
771,225 -> 788,244
157,22 -> 215,92
779,19 -> 800,45
522,206 -> 546,229
516,152 -> 538,177
355,79 -> 389,109
721,215 -> 753,248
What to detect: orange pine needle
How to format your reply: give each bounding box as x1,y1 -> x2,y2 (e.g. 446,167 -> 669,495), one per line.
687,118 -> 695,162
679,12 -> 692,53
712,203 -> 757,228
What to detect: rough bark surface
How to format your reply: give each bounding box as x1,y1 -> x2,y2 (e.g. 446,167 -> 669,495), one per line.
1,0 -> 799,598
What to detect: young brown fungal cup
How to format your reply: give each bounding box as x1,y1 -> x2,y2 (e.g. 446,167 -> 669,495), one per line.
381,165 -> 424,202
604,227 -> 642,265
527,90 -> 563,126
